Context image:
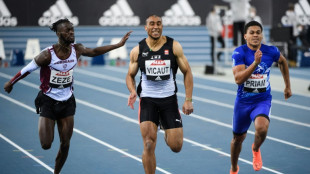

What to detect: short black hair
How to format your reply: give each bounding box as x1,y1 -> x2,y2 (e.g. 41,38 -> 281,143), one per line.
244,21 -> 263,33
145,15 -> 162,25
49,18 -> 72,32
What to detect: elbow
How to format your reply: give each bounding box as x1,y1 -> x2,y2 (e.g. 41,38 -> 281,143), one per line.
234,78 -> 243,85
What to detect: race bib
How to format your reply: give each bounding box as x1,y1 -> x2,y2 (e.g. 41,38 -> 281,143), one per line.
243,74 -> 267,93
145,60 -> 171,81
49,69 -> 73,89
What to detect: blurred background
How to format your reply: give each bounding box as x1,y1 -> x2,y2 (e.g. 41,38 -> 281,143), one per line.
0,0 -> 309,70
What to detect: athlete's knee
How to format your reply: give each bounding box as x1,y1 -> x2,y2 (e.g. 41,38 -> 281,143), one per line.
144,139 -> 156,152
170,142 -> 183,153
255,125 -> 268,137
60,140 -> 70,150
255,117 -> 269,136
165,135 -> 182,153
41,142 -> 52,150
232,133 -> 246,145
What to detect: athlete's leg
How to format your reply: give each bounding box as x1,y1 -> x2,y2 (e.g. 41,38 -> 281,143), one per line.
230,132 -> 247,172
250,100 -> 271,151
164,127 -> 183,152
230,100 -> 252,172
54,115 -> 74,174
253,116 -> 269,151
38,116 -> 56,150
140,121 -> 158,174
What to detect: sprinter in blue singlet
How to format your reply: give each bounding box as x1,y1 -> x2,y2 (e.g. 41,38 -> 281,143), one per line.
229,21 -> 292,174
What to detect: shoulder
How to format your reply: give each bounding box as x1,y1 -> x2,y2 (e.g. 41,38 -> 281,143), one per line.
172,38 -> 181,49
35,49 -> 51,66
172,39 -> 183,56
261,44 -> 280,54
131,45 -> 139,53
232,45 -> 246,57
138,38 -> 146,45
130,45 -> 139,59
73,43 -> 85,51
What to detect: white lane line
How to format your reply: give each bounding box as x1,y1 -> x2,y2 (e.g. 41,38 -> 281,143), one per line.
0,133 -> 54,173
0,93 -> 171,174
103,66 -> 310,101
1,72 -> 309,149
74,69 -> 310,122
0,93 -> 283,174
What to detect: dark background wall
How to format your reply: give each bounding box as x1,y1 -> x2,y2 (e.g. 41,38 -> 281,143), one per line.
2,0 -> 301,26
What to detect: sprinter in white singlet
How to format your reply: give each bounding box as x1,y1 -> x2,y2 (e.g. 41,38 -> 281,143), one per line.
4,19 -> 132,174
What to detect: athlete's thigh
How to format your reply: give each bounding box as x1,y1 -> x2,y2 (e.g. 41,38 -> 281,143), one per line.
250,100 -> 271,121
140,121 -> 158,142
139,97 -> 160,126
233,101 -> 252,134
159,95 -> 182,129
38,116 -> 56,144
165,127 -> 183,142
56,116 -> 74,141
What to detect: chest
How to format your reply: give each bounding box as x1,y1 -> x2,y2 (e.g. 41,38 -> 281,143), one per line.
244,51 -> 275,68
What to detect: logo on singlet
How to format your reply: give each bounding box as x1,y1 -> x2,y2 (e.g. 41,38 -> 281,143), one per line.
38,0 -> 79,26
151,55 -> 161,59
99,0 -> 140,26
0,0 -> 17,26
162,0 -> 201,26
142,52 -> 149,57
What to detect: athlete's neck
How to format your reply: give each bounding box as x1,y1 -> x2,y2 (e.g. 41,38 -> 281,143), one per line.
247,43 -> 261,51
147,36 -> 164,51
57,41 -> 71,52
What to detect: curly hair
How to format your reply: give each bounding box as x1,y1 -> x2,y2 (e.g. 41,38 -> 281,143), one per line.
49,18 -> 71,32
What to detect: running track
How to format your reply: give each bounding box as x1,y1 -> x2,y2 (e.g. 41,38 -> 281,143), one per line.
0,65 -> 309,174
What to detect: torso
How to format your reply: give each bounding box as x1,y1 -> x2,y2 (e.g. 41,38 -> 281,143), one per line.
232,44 -> 280,101
40,44 -> 78,101
137,36 -> 178,98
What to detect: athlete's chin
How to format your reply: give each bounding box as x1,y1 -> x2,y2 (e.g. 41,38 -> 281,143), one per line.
150,33 -> 161,39
66,39 -> 75,44
250,42 -> 260,48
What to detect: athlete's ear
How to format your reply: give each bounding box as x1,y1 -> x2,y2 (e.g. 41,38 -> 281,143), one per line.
56,31 -> 60,38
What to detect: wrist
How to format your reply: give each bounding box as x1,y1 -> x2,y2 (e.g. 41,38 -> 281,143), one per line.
253,61 -> 259,66
185,98 -> 192,102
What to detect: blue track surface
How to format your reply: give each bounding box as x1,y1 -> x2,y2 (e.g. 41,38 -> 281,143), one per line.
0,65 -> 309,174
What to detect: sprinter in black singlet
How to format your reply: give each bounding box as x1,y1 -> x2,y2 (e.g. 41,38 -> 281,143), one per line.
126,15 -> 194,174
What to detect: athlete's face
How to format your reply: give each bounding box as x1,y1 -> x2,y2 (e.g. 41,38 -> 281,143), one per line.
145,16 -> 163,40
57,22 -> 75,44
244,26 -> 263,49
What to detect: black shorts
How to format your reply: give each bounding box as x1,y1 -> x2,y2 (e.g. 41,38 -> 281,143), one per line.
35,91 -> 76,120
139,94 -> 183,129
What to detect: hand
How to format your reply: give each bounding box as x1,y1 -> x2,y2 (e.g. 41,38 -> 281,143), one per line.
254,49 -> 262,65
182,100 -> 193,115
118,31 -> 133,47
4,81 -> 13,93
284,87 -> 292,100
127,91 -> 137,109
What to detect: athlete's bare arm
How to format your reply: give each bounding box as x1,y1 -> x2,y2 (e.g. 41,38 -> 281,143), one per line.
233,49 -> 262,85
34,50 -> 52,67
277,53 -> 292,100
3,50 -> 51,93
126,45 -> 139,109
173,40 -> 194,115
75,31 -> 132,58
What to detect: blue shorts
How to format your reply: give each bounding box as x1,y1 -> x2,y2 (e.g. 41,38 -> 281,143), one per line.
233,99 -> 271,134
